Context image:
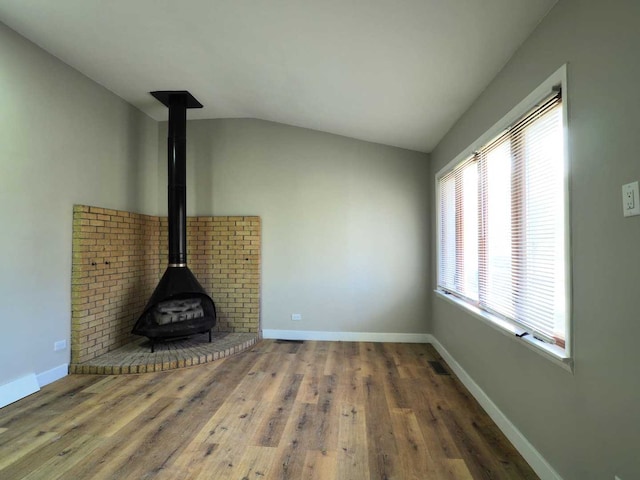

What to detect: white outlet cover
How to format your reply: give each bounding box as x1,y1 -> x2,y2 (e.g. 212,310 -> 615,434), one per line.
622,181 -> 640,217
54,340 -> 67,351
291,314 -> 302,321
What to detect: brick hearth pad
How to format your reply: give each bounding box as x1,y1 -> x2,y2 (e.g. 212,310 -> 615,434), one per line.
69,332 -> 259,375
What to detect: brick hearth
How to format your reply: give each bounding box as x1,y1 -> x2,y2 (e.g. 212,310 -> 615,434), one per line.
68,332 -> 259,375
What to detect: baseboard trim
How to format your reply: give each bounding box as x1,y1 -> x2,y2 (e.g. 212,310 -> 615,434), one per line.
0,373 -> 40,409
36,364 -> 68,388
429,336 -> 563,480
262,329 -> 431,343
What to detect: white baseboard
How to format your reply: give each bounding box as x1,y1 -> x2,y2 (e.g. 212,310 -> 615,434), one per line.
262,329 -> 431,343
0,373 -> 40,409
36,364 -> 68,388
429,336 -> 563,480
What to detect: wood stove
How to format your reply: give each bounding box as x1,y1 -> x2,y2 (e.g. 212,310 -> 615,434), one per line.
132,91 -> 216,352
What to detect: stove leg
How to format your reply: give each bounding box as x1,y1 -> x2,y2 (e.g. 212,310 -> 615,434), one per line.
209,330 -> 212,343
151,341 -> 155,353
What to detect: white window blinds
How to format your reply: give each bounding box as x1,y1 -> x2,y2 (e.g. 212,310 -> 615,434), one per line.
438,91 -> 567,348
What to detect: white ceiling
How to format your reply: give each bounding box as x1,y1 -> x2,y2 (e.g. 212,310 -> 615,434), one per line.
0,0 -> 556,152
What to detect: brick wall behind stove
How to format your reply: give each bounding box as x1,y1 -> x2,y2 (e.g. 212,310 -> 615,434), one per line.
71,207 -> 261,364
71,205 -> 162,364
159,216 -> 261,334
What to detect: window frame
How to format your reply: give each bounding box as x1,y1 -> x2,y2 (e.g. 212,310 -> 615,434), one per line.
434,65 -> 572,369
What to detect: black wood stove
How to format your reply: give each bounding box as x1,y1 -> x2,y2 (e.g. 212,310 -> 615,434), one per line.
132,91 -> 216,352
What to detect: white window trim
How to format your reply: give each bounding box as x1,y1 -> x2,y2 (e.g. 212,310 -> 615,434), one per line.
434,64 -> 572,370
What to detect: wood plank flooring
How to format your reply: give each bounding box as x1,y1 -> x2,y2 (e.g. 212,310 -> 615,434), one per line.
0,340 -> 538,479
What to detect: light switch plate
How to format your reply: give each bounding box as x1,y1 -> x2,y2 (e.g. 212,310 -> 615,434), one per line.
622,181 -> 640,217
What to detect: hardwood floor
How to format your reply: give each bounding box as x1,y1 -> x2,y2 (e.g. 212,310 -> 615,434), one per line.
0,340 -> 538,479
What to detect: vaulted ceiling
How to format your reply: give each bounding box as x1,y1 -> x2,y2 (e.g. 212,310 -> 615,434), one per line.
0,0 -> 556,152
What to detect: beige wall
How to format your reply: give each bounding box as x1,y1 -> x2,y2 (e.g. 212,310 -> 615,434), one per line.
158,119 -> 431,335
0,22 -> 158,388
429,0 -> 640,478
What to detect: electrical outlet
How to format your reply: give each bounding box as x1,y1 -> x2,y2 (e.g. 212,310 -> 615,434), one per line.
622,181 -> 640,217
54,340 -> 67,351
291,313 -> 302,321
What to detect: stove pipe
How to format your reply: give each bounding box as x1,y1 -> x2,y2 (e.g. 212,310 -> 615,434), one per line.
132,91 -> 216,349
151,90 -> 202,265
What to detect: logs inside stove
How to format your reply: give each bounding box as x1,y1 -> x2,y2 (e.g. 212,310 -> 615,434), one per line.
132,91 -> 216,352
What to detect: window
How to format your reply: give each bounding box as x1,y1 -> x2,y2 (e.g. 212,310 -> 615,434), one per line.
437,68 -> 570,361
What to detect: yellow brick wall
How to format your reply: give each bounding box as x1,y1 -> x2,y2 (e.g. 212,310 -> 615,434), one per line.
71,205 -> 261,364
160,216 -> 262,334
71,205 -> 161,364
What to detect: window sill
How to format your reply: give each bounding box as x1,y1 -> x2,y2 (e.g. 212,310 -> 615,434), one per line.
434,289 -> 573,373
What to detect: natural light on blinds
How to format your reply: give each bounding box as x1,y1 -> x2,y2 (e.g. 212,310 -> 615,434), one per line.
438,93 -> 566,348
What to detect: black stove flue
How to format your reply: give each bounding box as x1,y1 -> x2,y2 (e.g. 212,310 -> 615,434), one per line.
132,91 -> 216,351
